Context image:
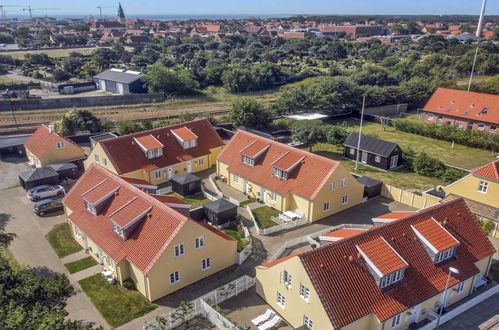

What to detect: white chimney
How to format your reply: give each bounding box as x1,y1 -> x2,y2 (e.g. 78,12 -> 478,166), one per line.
48,124 -> 55,133
476,0 -> 487,38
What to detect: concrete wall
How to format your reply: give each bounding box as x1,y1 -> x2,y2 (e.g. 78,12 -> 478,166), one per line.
2,93 -> 165,111
381,184 -> 439,209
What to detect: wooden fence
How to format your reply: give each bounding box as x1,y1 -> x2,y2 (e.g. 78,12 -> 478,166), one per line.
381,184 -> 439,209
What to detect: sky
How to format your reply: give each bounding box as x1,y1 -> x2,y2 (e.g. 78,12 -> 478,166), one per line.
7,0 -> 499,17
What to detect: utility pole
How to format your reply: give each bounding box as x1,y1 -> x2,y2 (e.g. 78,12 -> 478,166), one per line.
355,95 -> 366,171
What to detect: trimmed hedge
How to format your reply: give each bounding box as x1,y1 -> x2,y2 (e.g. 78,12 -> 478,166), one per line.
392,118 -> 499,150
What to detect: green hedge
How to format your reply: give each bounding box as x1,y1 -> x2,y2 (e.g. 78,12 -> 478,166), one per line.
392,118 -> 499,150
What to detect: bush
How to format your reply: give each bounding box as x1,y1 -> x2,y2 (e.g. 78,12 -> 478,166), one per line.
122,278 -> 136,290
412,152 -> 446,178
440,167 -> 467,183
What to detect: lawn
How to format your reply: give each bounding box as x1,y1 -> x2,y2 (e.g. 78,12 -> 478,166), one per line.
5,47 -> 103,59
252,206 -> 280,229
333,119 -> 495,170
240,198 -> 258,207
46,223 -> 82,258
0,247 -> 23,271
64,256 -> 98,274
167,192 -> 210,209
312,143 -> 445,190
223,225 -> 251,252
79,274 -> 157,327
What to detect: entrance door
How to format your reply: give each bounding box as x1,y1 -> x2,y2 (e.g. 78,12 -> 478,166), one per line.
100,80 -> 106,91
167,167 -> 173,180
408,304 -> 421,324
243,180 -> 249,194
187,161 -> 192,173
390,155 -> 399,169
97,248 -> 104,264
117,83 -> 124,94
261,189 -> 266,203
361,151 -> 368,163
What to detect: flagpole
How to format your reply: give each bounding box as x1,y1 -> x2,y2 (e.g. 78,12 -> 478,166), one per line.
355,96 -> 366,171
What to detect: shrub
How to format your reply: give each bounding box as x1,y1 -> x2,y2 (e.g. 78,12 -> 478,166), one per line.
122,278 -> 136,290
476,217 -> 495,236
440,167 -> 467,183
412,152 -> 446,178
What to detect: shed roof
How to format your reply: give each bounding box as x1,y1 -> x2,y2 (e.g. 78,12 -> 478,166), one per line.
47,162 -> 77,172
356,176 -> 382,188
171,173 -> 201,185
18,167 -> 58,182
94,69 -> 143,84
203,198 -> 237,213
343,132 -> 398,158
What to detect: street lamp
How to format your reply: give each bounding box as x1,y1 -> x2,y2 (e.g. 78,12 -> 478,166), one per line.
436,267 -> 459,329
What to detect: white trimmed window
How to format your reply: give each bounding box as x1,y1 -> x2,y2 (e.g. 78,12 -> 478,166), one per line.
434,246 -> 456,264
341,177 -> 347,187
233,175 -> 239,184
94,154 -> 100,163
84,200 -> 96,215
490,125 -> 497,132
74,226 -> 82,238
329,181 -> 336,191
304,315 -> 313,329
198,158 -> 204,166
201,257 -> 211,270
241,155 -> 254,166
456,281 -> 465,294
342,195 -> 349,205
478,181 -> 488,193
280,270 -> 292,288
169,271 -> 180,284
427,113 -> 434,120
323,201 -> 330,212
276,292 -> 285,309
375,155 -> 381,163
477,123 -> 485,131
380,269 -> 404,289
56,141 -> 65,149
174,244 -> 185,257
349,147 -> 355,155
155,170 -> 162,179
195,236 -> 205,249
391,313 -> 401,328
103,158 -> 108,166
300,283 -> 310,302
271,192 -> 277,202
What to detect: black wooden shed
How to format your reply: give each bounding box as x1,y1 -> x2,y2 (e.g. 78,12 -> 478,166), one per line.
47,162 -> 79,180
203,199 -> 238,227
171,173 -> 202,196
18,167 -> 59,190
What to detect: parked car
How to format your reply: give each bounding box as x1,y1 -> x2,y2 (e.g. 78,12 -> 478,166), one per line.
33,199 -> 63,216
27,185 -> 65,201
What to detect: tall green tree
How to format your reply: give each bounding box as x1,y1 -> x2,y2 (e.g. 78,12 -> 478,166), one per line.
229,99 -> 270,128
142,62 -> 199,96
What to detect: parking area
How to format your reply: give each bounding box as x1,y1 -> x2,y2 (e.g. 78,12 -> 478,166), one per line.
439,292 -> 499,330
0,155 -> 31,191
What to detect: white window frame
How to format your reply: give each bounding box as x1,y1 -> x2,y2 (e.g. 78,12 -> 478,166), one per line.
427,113 -> 434,120
233,175 -> 239,184
478,180 -> 488,194
271,192 -> 277,202
341,177 -> 347,187
391,313 -> 401,328
174,243 -> 185,258
195,236 -> 205,250
323,201 -> 330,212
380,269 -> 404,289
342,195 -> 349,205
94,154 -> 100,163
201,257 -> 211,271
169,271 -> 180,284
375,155 -> 381,163
56,141 -> 65,149
361,151 -> 367,163
198,157 -> 204,166
456,281 -> 465,294
329,181 -> 336,191
74,226 -> 82,238
241,155 -> 254,166
349,147 -> 355,155
276,292 -> 285,309
280,270 -> 292,288
304,315 -> 313,329
103,158 -> 108,166
300,283 -> 310,302
477,123 -> 485,131
155,170 -> 162,179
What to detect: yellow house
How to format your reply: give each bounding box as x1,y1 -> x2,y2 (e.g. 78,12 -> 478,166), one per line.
256,198 -> 496,329
84,118 -> 224,185
24,124 -> 87,168
424,160 -> 499,238
63,164 -> 236,302
216,130 -> 364,222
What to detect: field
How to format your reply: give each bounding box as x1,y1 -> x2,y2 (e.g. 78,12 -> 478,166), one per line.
3,47 -> 103,59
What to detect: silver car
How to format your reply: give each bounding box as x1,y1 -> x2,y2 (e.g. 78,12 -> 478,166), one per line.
27,185 -> 65,202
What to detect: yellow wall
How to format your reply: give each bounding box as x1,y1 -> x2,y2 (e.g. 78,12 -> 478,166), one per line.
256,256 -> 334,330
443,175 -> 499,208
146,220 -> 236,301
28,136 -> 86,168
84,143 -> 117,174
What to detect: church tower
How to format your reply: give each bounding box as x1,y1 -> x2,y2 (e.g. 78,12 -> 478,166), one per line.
117,2 -> 126,23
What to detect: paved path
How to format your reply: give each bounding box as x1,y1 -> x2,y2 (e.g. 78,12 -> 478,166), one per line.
439,293 -> 499,330
0,187 -> 109,329
0,156 -> 31,191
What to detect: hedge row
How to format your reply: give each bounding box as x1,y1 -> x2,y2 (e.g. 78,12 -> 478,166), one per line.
392,118 -> 499,151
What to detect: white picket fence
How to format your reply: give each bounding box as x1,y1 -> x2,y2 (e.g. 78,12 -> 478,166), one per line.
209,174 -> 224,198
144,275 -> 255,330
246,206 -> 308,236
157,186 -> 172,195
236,224 -> 253,265
201,300 -> 238,330
270,223 -> 373,262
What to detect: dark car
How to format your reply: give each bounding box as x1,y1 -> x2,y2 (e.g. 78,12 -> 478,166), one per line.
33,199 -> 63,216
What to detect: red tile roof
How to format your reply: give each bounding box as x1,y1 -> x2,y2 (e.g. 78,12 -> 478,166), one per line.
171,126 -> 198,141
150,194 -> 188,205
472,160 -> 499,181
120,177 -> 157,188
64,164 -> 192,273
423,88 -> 499,125
99,119 -> 223,175
322,228 -> 367,240
217,130 -> 340,200
296,198 -> 495,328
109,197 -> 151,227
24,124 -> 85,159
135,134 -> 163,150
373,211 -> 417,221
357,236 -> 408,276
241,141 -> 270,158
82,179 -> 118,204
412,218 -> 459,252
273,152 -> 304,171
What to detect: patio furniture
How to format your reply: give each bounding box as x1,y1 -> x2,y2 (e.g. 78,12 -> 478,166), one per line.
279,210 -> 302,222
251,309 -> 275,326
258,314 -> 282,330
101,270 -> 112,277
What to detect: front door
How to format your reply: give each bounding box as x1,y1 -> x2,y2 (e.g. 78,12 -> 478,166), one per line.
82,234 -> 89,250
390,155 -> 399,169
361,151 -> 368,163
117,83 -> 124,94
408,304 -> 421,324
167,167 -> 173,180
97,248 -> 104,264
261,189 -> 266,203
187,161 -> 192,173
243,180 -> 248,194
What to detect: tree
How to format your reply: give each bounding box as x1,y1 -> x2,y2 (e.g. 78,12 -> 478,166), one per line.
142,62 -> 199,96
291,120 -> 327,151
52,70 -> 72,82
325,125 -> 349,146
54,109 -> 103,135
229,99 -> 270,128
116,120 -> 145,135
412,152 -> 445,178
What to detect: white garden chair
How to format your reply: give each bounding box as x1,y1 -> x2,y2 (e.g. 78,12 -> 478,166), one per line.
251,309 -> 275,326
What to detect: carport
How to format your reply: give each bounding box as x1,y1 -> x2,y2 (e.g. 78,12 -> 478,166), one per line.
356,176 -> 383,199
47,162 -> 79,179
171,173 -> 202,196
203,198 -> 238,227
18,167 -> 59,190
0,134 -> 31,158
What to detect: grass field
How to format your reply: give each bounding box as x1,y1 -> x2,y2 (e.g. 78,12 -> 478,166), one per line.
79,274 -> 157,327
46,223 -> 82,258
64,256 -> 98,274
223,226 -> 251,252
252,206 -> 280,229
167,192 -> 210,209
4,47 -> 102,59
332,118 -> 496,170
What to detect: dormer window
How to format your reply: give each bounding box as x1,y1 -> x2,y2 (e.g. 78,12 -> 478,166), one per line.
241,154 -> 255,166
84,200 -> 96,215
108,197 -> 151,241
134,135 -> 164,159
81,179 -> 119,216
240,141 -> 270,166
272,152 -> 304,181
171,127 -> 198,150
411,217 -> 460,265
273,166 -> 287,180
112,222 -> 125,239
